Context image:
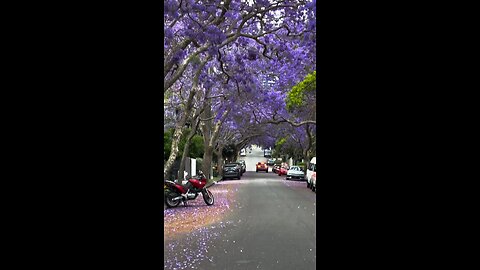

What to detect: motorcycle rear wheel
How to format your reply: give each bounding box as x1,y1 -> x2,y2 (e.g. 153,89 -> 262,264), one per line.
165,190 -> 181,208
202,189 -> 214,206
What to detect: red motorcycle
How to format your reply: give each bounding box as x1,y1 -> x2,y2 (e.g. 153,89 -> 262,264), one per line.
164,170 -> 215,208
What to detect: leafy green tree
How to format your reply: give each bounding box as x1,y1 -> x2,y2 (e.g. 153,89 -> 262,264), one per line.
286,71 -> 316,112
164,129 -> 174,159
189,135 -> 204,158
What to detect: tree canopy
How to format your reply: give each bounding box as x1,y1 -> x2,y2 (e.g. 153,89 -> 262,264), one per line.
163,0 -> 317,178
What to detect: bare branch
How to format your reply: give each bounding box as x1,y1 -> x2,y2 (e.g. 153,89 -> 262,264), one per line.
205,94 -> 226,99
266,117 -> 316,127
200,116 -> 216,121
217,48 -> 231,84
239,33 -> 273,59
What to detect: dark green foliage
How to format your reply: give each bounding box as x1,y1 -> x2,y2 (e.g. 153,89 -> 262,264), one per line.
164,129 -> 174,159
188,135 -> 204,158
164,128 -> 204,159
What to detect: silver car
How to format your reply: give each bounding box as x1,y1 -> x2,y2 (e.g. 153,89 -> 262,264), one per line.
286,166 -> 305,180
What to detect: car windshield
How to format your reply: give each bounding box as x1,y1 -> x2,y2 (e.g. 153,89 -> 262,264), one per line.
291,166 -> 300,171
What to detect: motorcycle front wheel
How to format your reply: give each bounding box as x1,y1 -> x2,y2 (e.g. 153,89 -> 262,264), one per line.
165,190 -> 181,208
202,189 -> 214,206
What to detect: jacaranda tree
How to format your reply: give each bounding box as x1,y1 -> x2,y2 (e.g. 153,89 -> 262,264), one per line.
164,0 -> 316,179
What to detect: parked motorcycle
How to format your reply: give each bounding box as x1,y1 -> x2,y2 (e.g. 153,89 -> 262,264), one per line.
164,170 -> 215,208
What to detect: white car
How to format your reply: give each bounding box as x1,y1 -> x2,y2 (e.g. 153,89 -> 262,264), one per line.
306,157 -> 316,188
311,172 -> 316,192
286,166 -> 305,180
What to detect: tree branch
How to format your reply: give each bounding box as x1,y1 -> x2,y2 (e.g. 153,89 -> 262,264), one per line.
200,116 -> 216,121
266,117 -> 316,127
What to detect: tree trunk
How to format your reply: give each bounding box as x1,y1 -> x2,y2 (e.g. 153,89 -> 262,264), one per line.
215,146 -> 224,177
303,150 -> 309,174
164,101 -> 195,180
178,117 -> 201,181
163,126 -> 184,181
178,142 -> 191,182
202,146 -> 213,180
233,152 -> 239,162
199,101 -> 231,180
163,60 -> 209,180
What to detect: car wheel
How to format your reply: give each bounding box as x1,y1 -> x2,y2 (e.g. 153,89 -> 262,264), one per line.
256,170 -> 258,173
266,169 -> 268,173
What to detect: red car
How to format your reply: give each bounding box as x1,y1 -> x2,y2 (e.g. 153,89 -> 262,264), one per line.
256,162 -> 268,173
278,165 -> 289,176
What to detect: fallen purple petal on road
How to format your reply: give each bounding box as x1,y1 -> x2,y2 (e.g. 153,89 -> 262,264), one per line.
164,181 -> 244,269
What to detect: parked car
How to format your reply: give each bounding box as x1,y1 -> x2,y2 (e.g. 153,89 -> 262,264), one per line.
264,149 -> 272,158
267,158 -> 275,166
222,163 -> 242,180
306,157 -> 317,189
256,162 -> 268,173
311,172 -> 316,192
286,166 -> 305,180
278,164 -> 288,176
237,160 -> 246,173
231,162 -> 244,175
272,164 -> 280,173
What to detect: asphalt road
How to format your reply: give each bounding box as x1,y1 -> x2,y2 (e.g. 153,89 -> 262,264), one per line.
164,147 -> 316,270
